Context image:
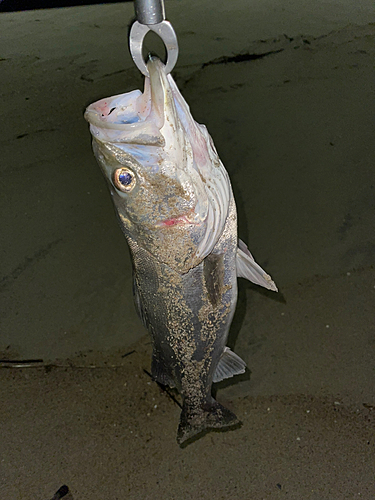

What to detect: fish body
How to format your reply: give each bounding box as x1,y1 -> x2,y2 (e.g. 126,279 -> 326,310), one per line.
85,58 -> 277,444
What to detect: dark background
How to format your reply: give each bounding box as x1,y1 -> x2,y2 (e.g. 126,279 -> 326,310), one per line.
0,0 -> 131,12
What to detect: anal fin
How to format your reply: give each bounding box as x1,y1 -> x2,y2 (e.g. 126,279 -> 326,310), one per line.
213,347 -> 246,383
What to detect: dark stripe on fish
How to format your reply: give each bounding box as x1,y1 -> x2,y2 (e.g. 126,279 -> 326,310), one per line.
203,253 -> 225,308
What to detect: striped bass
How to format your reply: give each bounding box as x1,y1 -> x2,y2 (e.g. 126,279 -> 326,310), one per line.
85,57 -> 277,444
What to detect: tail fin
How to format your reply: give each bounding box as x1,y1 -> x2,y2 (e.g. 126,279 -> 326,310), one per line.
177,399 -> 240,445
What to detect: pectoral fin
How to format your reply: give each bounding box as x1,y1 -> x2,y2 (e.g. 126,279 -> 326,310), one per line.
236,239 -> 278,292
213,347 -> 246,383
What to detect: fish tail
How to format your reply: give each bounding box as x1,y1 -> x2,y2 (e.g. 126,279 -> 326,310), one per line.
177,398 -> 240,445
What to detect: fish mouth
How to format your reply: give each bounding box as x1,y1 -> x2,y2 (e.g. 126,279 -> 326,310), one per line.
84,57 -> 178,148
84,71 -> 165,147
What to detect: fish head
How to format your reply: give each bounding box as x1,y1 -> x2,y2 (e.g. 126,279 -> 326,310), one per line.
85,57 -> 231,273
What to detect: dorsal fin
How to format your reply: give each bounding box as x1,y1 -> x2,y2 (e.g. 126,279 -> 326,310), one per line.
236,239 -> 278,292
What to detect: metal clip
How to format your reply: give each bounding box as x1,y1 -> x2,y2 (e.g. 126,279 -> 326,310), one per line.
130,0 -> 178,77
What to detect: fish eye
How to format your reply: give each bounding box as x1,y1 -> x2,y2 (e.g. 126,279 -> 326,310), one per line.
113,167 -> 136,193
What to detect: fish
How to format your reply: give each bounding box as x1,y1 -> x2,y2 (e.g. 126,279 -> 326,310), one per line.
84,57 -> 277,444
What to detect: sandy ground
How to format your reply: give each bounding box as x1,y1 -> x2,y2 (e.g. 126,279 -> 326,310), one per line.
1,2 -> 375,499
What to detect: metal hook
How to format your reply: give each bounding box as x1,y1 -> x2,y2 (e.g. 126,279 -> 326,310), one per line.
129,0 -> 178,77
129,20 -> 179,77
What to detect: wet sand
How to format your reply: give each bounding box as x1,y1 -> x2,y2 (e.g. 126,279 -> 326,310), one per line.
1,3 -> 375,499
1,337 -> 374,499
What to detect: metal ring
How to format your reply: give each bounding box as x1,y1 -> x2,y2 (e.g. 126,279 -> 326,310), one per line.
129,20 -> 179,77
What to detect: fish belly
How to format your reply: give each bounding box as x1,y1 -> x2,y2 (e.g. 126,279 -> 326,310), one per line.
129,197 -> 240,443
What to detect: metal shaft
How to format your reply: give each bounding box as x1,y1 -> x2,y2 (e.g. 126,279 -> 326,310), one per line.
134,0 -> 165,25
